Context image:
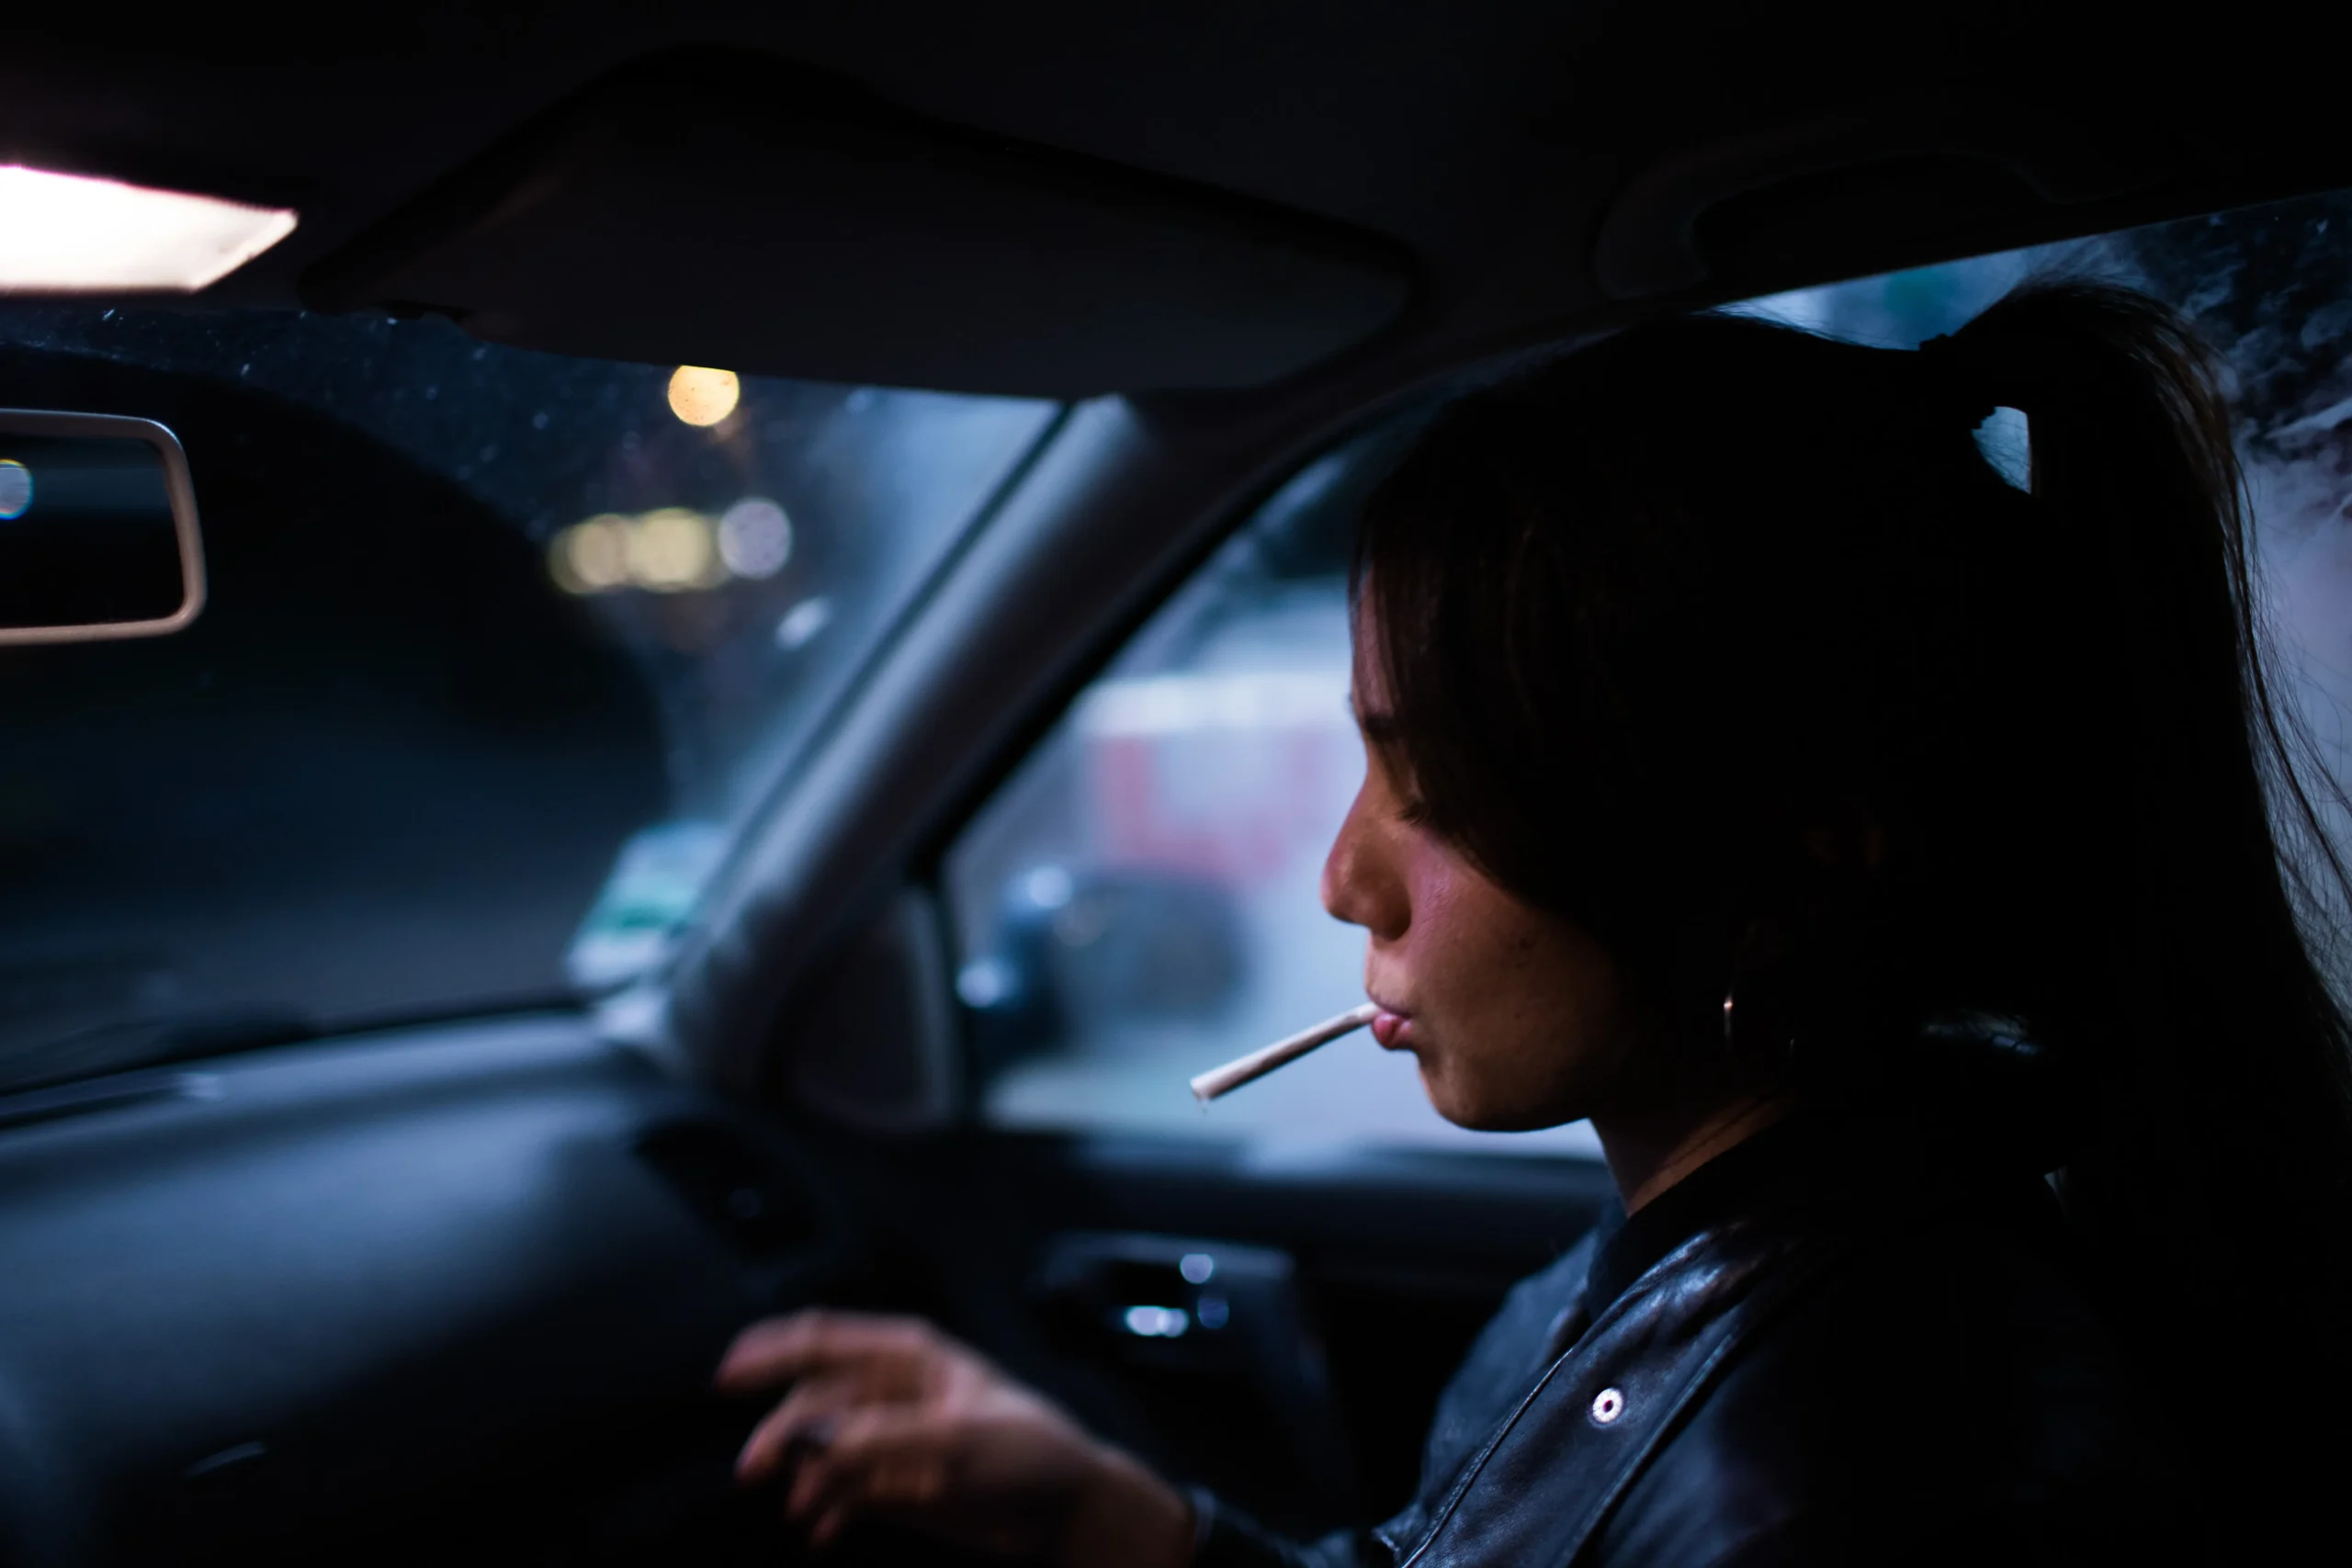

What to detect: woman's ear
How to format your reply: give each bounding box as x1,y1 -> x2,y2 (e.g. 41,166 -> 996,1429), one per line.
1721,915 -> 1803,1077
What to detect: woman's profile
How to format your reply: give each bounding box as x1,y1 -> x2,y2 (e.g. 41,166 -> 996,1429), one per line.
713,281 -> 2352,1565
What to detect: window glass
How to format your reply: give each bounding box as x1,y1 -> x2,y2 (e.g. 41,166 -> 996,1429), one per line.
0,306 -> 1053,1084
946,425 -> 1599,1154
946,185 -> 2352,1151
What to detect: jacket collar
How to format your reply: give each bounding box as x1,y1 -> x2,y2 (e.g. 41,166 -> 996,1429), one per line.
1382,1205 -> 1859,1568
1374,1117 -> 1877,1568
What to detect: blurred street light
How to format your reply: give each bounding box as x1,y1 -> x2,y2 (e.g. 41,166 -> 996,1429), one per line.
718,497 -> 792,578
667,366 -> 740,427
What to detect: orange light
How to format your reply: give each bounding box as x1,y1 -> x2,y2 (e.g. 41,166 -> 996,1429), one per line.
667,366 -> 740,427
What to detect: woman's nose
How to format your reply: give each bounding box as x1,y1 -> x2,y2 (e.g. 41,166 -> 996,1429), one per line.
1322,785 -> 1406,938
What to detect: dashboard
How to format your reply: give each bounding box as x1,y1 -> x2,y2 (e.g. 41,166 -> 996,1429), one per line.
0,1017 -> 836,1566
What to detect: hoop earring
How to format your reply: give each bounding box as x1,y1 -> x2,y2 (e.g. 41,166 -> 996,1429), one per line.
1723,975 -> 1797,1068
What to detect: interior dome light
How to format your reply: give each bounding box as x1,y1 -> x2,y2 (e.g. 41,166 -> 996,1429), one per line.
0,164 -> 297,292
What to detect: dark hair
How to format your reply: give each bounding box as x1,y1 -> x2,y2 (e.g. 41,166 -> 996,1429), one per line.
1354,282 -> 2352,1511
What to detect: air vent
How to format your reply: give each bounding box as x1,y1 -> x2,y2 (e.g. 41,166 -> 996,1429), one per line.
634,1119 -> 821,1260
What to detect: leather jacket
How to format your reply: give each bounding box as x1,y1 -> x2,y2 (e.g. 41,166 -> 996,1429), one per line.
1193,1114 -> 2199,1567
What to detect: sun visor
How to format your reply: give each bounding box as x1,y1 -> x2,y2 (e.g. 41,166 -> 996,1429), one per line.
301,52 -> 1416,398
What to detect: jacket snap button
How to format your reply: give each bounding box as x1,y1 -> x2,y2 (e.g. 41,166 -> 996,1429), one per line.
1590,1387 -> 1626,1425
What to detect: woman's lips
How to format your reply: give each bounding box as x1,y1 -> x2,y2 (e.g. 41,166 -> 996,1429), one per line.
1371,1008 -> 1413,1049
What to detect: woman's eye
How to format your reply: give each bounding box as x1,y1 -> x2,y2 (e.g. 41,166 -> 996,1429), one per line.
1397,795 -> 1432,827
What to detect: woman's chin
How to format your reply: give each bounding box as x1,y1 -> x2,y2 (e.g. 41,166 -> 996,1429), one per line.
1419,1062 -> 1589,1134
1412,1060 -> 1455,1116
1417,1063 -> 1510,1132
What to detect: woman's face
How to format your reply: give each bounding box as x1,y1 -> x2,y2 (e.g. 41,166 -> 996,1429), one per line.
1321,664 -> 1642,1134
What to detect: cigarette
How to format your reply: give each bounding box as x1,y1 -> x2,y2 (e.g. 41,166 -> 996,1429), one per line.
1190,1002 -> 1381,1102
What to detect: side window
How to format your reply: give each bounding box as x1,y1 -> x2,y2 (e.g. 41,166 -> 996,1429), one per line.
948,184 -> 2352,1150
944,426 -> 1598,1154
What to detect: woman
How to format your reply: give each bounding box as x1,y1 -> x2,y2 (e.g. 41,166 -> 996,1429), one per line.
715,283 -> 2352,1564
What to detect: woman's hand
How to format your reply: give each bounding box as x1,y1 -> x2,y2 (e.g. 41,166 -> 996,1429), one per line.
717,1309 -> 1194,1566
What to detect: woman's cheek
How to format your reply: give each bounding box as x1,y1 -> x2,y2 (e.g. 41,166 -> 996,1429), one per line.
1402,840 -> 1474,964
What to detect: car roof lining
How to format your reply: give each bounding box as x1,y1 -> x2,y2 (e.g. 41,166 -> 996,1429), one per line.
8,6 -> 2350,400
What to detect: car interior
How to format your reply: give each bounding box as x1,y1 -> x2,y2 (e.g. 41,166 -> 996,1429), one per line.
4,6 -> 2351,1563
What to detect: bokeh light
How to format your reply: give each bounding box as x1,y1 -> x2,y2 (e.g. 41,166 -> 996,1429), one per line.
549,509 -> 729,594
0,458 -> 29,519
549,513 -> 630,593
718,497 -> 792,578
667,366 -> 740,427
628,508 -> 721,591
775,596 -> 832,649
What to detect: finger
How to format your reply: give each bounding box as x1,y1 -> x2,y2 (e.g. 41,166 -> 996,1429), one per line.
736,1376 -> 865,1483
737,1384 -> 842,1483
865,1451 -> 946,1508
717,1309 -> 862,1389
804,1455 -> 944,1548
785,1408 -> 953,1529
716,1309 -> 938,1392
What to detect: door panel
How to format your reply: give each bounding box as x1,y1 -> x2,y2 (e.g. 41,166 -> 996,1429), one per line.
989,1135 -> 1611,1529
1032,1230 -> 1353,1523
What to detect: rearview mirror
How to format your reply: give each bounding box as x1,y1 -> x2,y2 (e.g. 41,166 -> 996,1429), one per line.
0,410 -> 205,645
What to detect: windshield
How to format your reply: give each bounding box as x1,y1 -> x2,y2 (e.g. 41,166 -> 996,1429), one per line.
0,305 -> 1055,1085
